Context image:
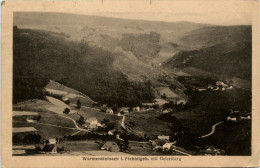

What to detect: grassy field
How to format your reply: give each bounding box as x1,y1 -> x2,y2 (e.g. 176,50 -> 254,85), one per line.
13,99 -> 78,139
45,80 -> 97,107
125,111 -> 172,138
79,106 -> 121,122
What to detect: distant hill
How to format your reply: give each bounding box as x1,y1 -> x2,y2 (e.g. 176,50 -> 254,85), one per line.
14,12 -> 208,34
13,12 -> 209,56
179,25 -> 252,50
163,41 -> 252,80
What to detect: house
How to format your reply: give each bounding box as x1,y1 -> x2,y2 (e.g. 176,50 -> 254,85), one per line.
203,146 -> 221,155
108,129 -> 118,136
26,118 -> 37,123
85,117 -> 98,125
133,107 -> 140,112
120,107 -> 129,113
106,108 -> 114,115
216,81 -> 224,86
213,86 -> 219,91
158,135 -> 170,141
197,88 -> 207,92
177,99 -> 186,105
115,111 -> 124,116
162,108 -> 172,114
227,116 -> 237,122
163,142 -> 176,151
61,97 -> 69,104
226,86 -> 233,90
88,124 -> 98,130
49,138 -> 57,144
142,102 -> 154,107
85,117 -> 98,130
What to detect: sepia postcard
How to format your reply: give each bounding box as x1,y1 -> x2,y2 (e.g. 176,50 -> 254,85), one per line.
1,0 -> 260,167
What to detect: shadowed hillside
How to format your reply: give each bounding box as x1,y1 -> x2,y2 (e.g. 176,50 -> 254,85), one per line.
13,27 -> 157,106
179,26 -> 252,49
163,41 -> 252,80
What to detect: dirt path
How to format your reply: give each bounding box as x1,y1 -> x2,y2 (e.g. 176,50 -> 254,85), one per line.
200,121 -> 223,138
59,112 -> 90,132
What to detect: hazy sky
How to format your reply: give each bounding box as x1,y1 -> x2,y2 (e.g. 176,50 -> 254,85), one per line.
72,0 -> 253,25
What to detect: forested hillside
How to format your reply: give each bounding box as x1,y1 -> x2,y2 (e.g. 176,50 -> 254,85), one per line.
179,25 -> 252,49
163,41 -> 252,80
13,27 -> 156,106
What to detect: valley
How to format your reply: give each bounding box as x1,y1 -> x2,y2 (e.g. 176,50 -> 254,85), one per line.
12,12 -> 252,156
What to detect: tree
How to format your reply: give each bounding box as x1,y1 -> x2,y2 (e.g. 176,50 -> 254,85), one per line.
77,99 -> 81,109
63,108 -> 70,114
77,115 -> 85,125
161,93 -> 167,99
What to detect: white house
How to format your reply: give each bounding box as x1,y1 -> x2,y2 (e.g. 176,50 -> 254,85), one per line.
120,107 -> 129,113
177,99 -> 186,105
163,142 -> 176,151
158,135 -> 170,141
49,139 -> 57,145
106,108 -> 114,115
85,117 -> 98,130
133,107 -> 140,112
227,116 -> 237,122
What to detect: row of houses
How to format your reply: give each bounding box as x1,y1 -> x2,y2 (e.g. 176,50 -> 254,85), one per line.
100,106 -> 141,116
194,81 -> 233,92
226,110 -> 251,122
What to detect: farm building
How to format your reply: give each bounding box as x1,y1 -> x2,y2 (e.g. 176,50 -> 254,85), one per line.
163,142 -> 176,151
203,146 -> 222,155
119,107 -> 129,113
162,108 -> 172,114
114,111 -> 124,116
216,81 -> 224,86
26,118 -> 38,123
106,108 -> 114,115
142,102 -> 154,107
133,107 -> 140,112
158,135 -> 170,141
43,138 -> 57,145
85,117 -> 98,125
85,117 -> 99,129
177,99 -> 187,105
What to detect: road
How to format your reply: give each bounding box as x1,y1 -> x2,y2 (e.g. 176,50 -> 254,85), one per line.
200,121 -> 223,138
121,115 -> 126,129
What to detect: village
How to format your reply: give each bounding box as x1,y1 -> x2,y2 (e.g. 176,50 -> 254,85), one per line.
12,79 -> 251,156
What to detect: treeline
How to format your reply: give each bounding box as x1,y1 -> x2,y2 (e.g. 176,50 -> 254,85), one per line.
13,27 -> 155,106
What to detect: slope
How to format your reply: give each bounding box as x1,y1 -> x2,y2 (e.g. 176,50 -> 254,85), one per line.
13,27 -> 157,106
163,41 -> 252,81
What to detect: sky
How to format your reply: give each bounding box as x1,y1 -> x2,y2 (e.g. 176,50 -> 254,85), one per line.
71,0 -> 253,25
